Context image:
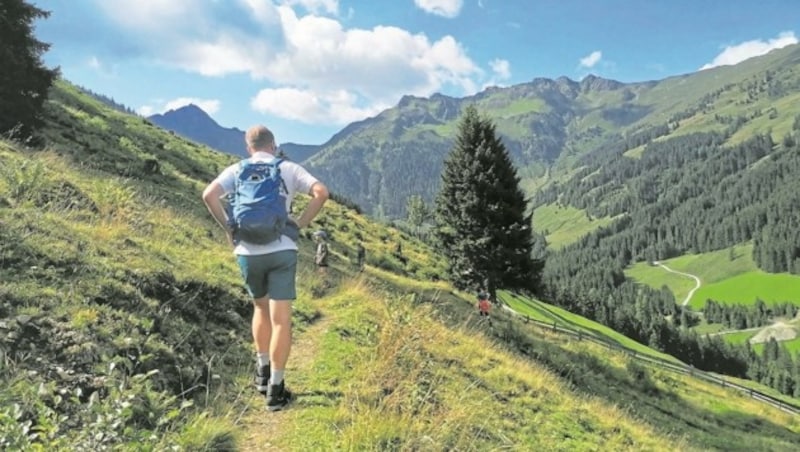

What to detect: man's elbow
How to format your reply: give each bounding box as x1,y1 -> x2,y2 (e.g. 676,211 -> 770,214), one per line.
201,188 -> 213,204
313,183 -> 330,201
201,185 -> 218,205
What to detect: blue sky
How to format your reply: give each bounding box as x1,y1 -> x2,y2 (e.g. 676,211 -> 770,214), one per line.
33,0 -> 799,145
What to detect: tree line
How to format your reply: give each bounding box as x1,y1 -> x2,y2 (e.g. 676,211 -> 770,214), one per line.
701,299 -> 799,330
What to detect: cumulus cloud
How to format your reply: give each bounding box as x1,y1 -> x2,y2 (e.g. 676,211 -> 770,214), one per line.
579,50 -> 602,68
164,97 -> 221,114
91,1 -> 489,125
138,97 -> 221,117
489,58 -> 511,80
279,0 -> 338,15
414,0 -> 463,18
251,87 -> 384,124
700,31 -> 798,70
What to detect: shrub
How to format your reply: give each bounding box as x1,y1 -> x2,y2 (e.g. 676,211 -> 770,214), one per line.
626,360 -> 659,395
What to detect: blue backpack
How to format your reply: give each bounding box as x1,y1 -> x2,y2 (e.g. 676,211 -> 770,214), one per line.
226,158 -> 291,245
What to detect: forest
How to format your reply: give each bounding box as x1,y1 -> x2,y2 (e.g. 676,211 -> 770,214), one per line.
533,120 -> 800,395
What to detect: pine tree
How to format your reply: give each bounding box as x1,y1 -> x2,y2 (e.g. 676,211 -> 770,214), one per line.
406,194 -> 429,236
433,105 -> 542,300
0,0 -> 59,140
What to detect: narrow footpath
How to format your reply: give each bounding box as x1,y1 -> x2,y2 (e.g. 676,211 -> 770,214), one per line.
235,311 -> 333,451
652,261 -> 701,307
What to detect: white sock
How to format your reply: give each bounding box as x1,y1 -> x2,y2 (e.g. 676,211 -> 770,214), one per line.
270,369 -> 285,385
257,353 -> 270,368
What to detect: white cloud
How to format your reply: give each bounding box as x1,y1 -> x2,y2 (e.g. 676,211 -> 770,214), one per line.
94,0 -> 198,31
88,56 -> 102,69
251,87 -> 386,124
579,50 -> 602,68
138,97 -> 221,116
489,58 -> 510,80
700,31 -> 798,70
279,0 -> 338,15
92,1 -> 493,125
164,97 -> 221,114
138,105 -> 155,116
414,0 -> 463,18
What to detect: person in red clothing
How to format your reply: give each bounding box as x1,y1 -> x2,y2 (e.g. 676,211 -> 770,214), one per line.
477,289 -> 491,318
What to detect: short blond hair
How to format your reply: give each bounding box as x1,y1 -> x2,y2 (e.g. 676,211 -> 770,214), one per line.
245,125 -> 275,151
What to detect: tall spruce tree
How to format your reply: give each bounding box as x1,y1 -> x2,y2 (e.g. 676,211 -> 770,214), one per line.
433,105 -> 542,300
0,0 -> 59,140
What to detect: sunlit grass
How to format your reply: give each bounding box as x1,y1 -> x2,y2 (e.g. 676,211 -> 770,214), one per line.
625,243 -> 800,308
532,203 -> 614,249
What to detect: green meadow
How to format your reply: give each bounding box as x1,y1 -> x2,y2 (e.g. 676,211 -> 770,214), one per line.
690,272 -> 800,309
531,203 -> 614,249
625,243 -> 800,309
499,291 -> 682,364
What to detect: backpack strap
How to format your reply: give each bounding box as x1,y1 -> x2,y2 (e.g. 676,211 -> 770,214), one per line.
271,158 -> 288,194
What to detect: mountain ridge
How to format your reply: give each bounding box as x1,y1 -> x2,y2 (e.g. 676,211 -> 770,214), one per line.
147,104 -> 321,162
298,44 -> 800,218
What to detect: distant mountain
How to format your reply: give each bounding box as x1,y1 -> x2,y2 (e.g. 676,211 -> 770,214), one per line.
302,43 -> 800,218
147,104 -> 320,162
148,104 -> 248,157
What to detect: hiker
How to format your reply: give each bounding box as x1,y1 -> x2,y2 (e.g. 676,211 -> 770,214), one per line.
202,125 -> 328,411
356,242 -> 366,272
477,289 -> 491,319
314,230 -> 329,274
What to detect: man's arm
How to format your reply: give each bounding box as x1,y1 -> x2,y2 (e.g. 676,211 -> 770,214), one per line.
295,181 -> 329,229
202,181 -> 233,244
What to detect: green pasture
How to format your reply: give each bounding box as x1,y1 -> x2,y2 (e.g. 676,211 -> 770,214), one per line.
625,263 -> 698,305
626,243 -> 800,309
532,203 -> 614,249
719,330 -> 757,346
499,291 -> 682,364
689,272 -> 800,309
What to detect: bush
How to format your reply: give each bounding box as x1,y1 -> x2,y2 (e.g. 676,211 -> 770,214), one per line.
626,360 -> 659,395
371,253 -> 406,275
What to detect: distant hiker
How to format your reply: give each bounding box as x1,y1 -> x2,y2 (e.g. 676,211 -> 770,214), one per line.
356,242 -> 366,272
202,125 -> 329,411
314,230 -> 329,273
477,289 -> 491,320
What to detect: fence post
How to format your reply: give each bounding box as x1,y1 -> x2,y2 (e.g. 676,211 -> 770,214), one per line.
552,322 -> 557,331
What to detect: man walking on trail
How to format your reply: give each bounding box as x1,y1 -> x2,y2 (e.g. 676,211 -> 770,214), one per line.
202,125 -> 329,411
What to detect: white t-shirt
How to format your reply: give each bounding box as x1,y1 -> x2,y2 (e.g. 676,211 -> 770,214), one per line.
213,151 -> 319,256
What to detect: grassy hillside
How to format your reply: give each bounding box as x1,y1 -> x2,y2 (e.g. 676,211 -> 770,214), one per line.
625,243 -> 800,308
2,80 -> 800,450
499,291 -> 681,363
234,272 -> 800,451
532,204 -> 614,249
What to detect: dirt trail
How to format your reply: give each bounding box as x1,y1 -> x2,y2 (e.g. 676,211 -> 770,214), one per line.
653,261 -> 701,307
235,312 -> 332,451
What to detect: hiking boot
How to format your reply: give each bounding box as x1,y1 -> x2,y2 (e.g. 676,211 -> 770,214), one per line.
266,381 -> 293,411
254,364 -> 270,395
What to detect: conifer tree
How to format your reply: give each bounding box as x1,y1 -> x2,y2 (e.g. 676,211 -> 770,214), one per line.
433,105 -> 542,300
0,0 -> 59,140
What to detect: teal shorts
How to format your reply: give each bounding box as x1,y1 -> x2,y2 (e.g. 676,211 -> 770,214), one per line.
236,250 -> 297,300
